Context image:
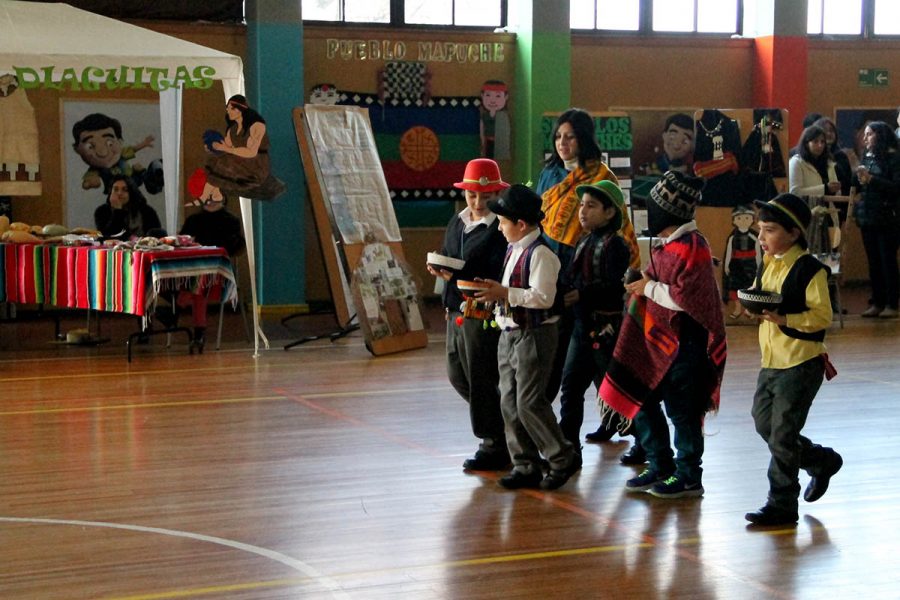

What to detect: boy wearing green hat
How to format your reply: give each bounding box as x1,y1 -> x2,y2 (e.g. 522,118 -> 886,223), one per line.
557,180 -> 632,450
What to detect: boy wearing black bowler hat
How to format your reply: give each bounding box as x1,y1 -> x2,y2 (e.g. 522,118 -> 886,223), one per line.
744,193 -> 842,527
476,184 -> 580,491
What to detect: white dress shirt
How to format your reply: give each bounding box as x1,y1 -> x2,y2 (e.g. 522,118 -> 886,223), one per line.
494,228 -> 561,330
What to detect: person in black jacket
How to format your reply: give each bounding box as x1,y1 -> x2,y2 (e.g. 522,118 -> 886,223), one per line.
93,175 -> 162,240
850,121 -> 900,318
428,158 -> 510,472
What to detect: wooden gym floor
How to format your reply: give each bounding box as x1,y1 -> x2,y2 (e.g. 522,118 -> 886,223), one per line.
0,290 -> 898,599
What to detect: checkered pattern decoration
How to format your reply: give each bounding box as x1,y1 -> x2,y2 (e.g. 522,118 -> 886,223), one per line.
378,61 -> 431,104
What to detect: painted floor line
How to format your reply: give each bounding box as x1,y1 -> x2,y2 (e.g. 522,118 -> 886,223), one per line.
0,516 -> 350,600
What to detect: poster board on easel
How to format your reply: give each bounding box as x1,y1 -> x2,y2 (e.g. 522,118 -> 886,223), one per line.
293,105 -> 427,355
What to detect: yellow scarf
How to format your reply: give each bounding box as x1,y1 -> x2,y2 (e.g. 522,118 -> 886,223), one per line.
541,159 -> 641,269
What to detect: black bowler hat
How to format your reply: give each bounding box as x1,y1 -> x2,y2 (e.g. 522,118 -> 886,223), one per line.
753,193 -> 811,237
487,184 -> 545,225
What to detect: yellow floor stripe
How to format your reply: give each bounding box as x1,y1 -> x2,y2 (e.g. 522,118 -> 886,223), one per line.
106,542 -> 656,599
0,395 -> 286,416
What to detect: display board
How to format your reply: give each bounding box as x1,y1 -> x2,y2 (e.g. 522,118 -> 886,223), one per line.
293,105 -> 427,355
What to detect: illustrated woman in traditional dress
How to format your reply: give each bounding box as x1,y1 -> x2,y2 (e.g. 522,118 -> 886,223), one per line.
189,94 -> 285,204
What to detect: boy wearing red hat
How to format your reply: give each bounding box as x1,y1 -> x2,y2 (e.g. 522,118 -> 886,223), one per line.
744,193 -> 842,526
428,158 -> 511,472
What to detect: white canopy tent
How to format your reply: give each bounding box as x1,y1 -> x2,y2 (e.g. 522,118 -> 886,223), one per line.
0,0 -> 267,354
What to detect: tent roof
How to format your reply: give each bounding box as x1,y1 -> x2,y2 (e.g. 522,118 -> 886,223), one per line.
0,0 -> 243,83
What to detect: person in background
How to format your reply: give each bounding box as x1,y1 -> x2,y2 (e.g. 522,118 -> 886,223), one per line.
536,108 -> 641,450
93,174 -> 162,240
813,117 -> 852,197
789,125 -> 841,199
428,158 -> 510,472
850,121 -> 900,319
156,173 -> 245,352
744,194 -> 841,527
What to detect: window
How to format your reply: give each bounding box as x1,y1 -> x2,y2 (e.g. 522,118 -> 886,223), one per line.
807,0 -> 862,35
572,0 -> 741,34
301,0 -> 503,27
873,0 -> 900,35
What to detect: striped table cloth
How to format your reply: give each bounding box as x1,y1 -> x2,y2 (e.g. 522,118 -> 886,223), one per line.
0,244 -> 236,316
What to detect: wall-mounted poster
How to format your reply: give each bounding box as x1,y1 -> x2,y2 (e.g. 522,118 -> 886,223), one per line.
61,99 -> 165,230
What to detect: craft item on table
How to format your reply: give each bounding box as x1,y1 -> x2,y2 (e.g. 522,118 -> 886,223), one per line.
737,288 -> 782,314
0,73 -> 41,196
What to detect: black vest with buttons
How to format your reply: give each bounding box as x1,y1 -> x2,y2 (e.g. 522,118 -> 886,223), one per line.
754,254 -> 830,342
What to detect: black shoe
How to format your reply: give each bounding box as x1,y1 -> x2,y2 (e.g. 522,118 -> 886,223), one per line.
540,454 -> 582,491
189,327 -> 206,355
463,451 -> 511,471
804,451 -> 843,502
585,426 -> 616,443
620,444 -> 647,466
498,469 -> 542,490
745,505 -> 799,526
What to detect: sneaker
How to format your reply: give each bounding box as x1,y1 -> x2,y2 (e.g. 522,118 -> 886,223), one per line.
625,468 -> 671,492
862,305 -> 884,318
648,475 -> 704,498
463,451 -> 511,471
804,450 -> 843,502
879,308 -> 899,319
498,469 -> 542,490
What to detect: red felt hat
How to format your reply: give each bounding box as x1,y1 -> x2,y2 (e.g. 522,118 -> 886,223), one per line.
453,158 -> 510,193
187,168 -> 208,199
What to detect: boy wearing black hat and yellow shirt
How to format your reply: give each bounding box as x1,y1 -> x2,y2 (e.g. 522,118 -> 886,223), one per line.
476,184 -> 580,491
599,170 -> 727,499
744,193 -> 842,527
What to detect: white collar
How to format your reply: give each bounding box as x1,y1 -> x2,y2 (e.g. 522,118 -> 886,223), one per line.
563,157 -> 579,171
660,221 -> 698,244
459,207 -> 497,230
512,228 -> 541,249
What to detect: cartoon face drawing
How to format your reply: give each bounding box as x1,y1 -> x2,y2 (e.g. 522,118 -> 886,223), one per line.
309,84 -> 339,105
481,89 -> 508,114
75,127 -> 123,170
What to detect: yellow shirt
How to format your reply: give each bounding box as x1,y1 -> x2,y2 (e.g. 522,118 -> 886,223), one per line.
758,245 -> 831,369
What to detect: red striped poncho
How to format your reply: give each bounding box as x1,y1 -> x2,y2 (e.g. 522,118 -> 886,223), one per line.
598,229 -> 727,422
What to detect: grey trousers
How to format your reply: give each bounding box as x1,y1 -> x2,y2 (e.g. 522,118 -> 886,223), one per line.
498,323 -> 575,473
446,314 -> 505,454
752,356 -> 834,513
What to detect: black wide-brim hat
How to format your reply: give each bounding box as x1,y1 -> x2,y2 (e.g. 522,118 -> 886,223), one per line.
487,183 -> 545,225
753,193 -> 811,237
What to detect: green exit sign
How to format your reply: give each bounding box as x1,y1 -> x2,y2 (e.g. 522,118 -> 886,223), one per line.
859,68 -> 889,87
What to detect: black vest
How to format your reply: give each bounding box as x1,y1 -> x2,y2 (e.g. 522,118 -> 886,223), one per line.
754,254 -> 830,342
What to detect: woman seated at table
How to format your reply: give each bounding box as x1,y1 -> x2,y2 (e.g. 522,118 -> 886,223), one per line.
94,174 -> 164,240
156,173 -> 245,352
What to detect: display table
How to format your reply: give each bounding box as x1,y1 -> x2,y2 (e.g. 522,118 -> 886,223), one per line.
0,243 -> 237,358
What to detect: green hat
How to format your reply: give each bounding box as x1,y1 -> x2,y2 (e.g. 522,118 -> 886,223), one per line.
575,179 -> 626,231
